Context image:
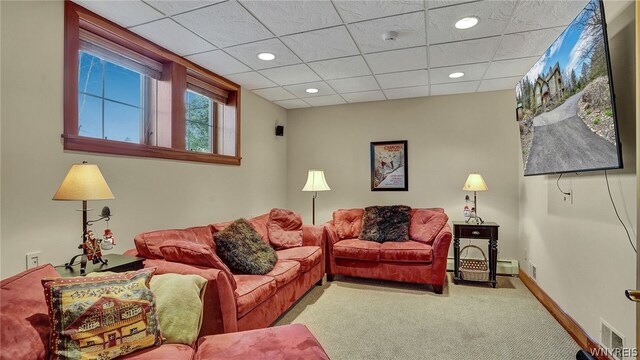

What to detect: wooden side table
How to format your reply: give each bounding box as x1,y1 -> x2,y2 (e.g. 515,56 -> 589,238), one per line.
452,221 -> 499,288
55,254 -> 144,277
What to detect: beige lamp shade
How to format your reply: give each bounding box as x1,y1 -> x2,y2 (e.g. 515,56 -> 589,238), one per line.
53,163 -> 114,201
302,170 -> 331,192
463,173 -> 488,192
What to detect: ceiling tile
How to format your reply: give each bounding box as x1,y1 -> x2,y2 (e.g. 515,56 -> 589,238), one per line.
342,90 -> 386,103
239,0 -> 342,35
383,85 -> 430,99
308,56 -> 371,80
430,62 -> 489,84
73,0 -> 164,27
365,47 -> 427,74
274,99 -> 311,109
260,64 -> 321,86
252,87 -> 296,101
186,50 -> 250,75
333,0 -> 424,23
144,0 -> 223,16
225,39 -> 301,70
478,76 -> 521,92
427,1 -> 516,44
375,69 -> 428,89
281,26 -> 359,62
130,18 -> 215,56
506,0 -> 589,34
304,95 -> 347,107
348,12 -> 426,54
283,81 -> 336,98
226,71 -> 276,90
494,27 -> 564,61
173,1 -> 273,48
429,37 -> 499,67
430,81 -> 479,96
427,0 -> 478,10
327,76 -> 379,93
484,56 -> 540,79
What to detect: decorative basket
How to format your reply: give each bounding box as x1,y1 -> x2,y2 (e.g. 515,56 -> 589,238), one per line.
459,244 -> 489,282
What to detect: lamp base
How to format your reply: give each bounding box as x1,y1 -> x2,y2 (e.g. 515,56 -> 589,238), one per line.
65,253 -> 108,274
465,216 -> 484,224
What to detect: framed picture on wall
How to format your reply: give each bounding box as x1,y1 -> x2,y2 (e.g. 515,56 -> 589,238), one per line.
370,140 -> 408,191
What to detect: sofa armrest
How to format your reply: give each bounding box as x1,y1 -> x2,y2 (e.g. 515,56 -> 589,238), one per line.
143,259 -> 238,336
430,224 -> 453,285
302,225 -> 324,247
323,222 -> 340,246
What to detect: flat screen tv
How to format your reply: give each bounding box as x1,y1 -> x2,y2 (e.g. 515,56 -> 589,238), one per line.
515,0 -> 622,176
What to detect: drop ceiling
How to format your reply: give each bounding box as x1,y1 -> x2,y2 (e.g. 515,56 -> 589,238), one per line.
73,0 -> 589,109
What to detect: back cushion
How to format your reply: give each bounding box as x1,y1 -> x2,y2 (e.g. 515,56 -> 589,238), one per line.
268,208 -> 303,249
210,214 -> 270,245
160,240 -> 237,290
410,209 -> 449,245
1,264 -> 60,360
333,209 -> 364,239
134,226 -> 214,259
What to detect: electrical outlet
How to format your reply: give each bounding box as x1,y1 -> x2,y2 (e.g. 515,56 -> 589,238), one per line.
524,248 -> 528,261
26,251 -> 42,269
528,260 -> 537,280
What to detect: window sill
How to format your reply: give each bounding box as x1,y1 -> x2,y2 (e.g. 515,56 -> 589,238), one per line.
63,135 -> 241,165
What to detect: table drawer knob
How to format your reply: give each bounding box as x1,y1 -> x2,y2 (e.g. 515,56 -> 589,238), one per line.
472,231 -> 480,235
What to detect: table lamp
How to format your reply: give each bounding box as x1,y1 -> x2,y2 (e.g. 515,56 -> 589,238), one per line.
463,173 -> 488,224
302,170 -> 331,225
53,161 -> 114,274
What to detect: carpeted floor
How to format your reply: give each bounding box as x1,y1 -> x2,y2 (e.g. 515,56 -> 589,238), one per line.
274,274 -> 580,359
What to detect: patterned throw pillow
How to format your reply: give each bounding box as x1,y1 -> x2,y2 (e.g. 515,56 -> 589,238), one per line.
42,268 -> 162,360
359,205 -> 412,243
215,218 -> 278,275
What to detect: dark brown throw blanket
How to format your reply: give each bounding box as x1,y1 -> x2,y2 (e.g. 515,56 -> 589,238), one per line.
359,205 -> 411,243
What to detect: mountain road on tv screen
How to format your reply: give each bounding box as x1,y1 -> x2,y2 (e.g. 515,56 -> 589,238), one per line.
525,90 -> 618,175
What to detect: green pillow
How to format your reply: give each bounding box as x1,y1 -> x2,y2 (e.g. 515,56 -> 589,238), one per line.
150,274 -> 207,345
215,218 -> 277,275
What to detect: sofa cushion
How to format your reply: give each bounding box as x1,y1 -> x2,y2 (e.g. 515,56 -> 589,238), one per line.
268,208 -> 303,249
333,208 -> 364,239
276,246 -> 322,272
265,260 -> 301,289
410,209 -> 449,245
360,205 -> 411,243
0,264 -> 59,360
380,241 -> 433,263
42,268 -> 162,360
134,226 -> 214,259
195,324 -> 330,360
120,344 -> 195,360
159,240 -> 237,289
333,239 -> 381,261
234,275 -> 277,318
215,219 -> 278,275
210,214 -> 271,245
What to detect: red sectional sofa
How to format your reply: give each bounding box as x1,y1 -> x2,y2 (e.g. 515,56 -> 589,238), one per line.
126,210 -> 325,336
324,208 -> 452,293
0,264 -> 329,360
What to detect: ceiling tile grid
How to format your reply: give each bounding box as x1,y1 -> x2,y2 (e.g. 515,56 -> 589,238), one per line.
72,0 -> 591,108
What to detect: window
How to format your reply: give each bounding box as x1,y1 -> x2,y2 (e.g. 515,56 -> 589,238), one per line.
64,2 -> 241,165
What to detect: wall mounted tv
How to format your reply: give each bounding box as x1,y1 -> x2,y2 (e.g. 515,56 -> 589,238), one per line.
515,0 -> 622,176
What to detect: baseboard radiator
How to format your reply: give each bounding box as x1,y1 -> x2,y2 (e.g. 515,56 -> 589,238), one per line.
446,257 -> 519,276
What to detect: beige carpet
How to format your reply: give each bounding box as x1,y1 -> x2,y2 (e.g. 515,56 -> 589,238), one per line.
275,274 -> 580,359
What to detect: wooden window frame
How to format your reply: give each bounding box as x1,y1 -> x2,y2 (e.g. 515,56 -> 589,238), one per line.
64,2 -> 241,165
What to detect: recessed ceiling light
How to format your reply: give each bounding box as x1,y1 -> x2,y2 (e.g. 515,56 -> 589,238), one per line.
258,52 -> 275,61
449,72 -> 465,78
455,16 -> 479,30
305,88 -> 319,94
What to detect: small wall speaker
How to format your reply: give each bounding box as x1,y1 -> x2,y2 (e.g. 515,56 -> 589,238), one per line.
275,125 -> 284,136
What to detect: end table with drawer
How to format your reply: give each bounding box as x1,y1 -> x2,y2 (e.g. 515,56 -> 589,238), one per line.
453,221 -> 499,288
55,253 -> 144,277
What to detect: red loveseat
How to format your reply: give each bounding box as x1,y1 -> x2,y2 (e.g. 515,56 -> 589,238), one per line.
0,264 -> 330,360
324,208 -> 452,293
126,209 -> 325,336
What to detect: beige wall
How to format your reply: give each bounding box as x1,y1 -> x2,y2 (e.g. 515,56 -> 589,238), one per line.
519,0 -> 637,348
0,1 -> 288,278
286,90 -> 521,260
